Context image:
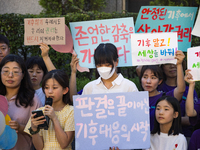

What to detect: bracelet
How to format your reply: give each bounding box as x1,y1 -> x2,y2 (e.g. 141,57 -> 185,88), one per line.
28,127 -> 40,135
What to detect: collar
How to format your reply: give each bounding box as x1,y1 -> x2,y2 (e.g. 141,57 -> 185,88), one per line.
6,95 -> 17,101
95,73 -> 124,85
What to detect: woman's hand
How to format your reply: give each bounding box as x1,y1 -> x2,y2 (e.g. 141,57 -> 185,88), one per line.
31,113 -> 46,131
9,120 -> 20,132
175,50 -> 185,65
39,43 -> 50,58
184,69 -> 195,85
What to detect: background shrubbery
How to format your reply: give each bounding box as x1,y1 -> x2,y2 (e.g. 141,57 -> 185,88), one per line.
0,11 -> 200,95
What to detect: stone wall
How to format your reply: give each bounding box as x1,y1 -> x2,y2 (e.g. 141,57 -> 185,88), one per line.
0,0 -> 43,14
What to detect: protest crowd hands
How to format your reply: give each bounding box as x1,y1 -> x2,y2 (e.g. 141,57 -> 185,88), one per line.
70,54 -> 79,74
39,43 -> 50,58
109,146 -> 119,150
9,120 -> 20,132
31,113 -> 46,131
184,69 -> 195,85
175,50 -> 185,65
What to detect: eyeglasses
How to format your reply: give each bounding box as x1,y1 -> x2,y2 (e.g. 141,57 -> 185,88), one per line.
1,70 -> 22,77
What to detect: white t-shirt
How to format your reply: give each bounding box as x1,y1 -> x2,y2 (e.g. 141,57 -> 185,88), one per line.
146,132 -> 187,150
82,73 -> 138,95
35,87 -> 45,106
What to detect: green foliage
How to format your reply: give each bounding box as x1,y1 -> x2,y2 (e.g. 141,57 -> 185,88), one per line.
2,12 -> 200,96
150,0 -> 200,6
0,12 -> 137,91
39,0 -> 107,15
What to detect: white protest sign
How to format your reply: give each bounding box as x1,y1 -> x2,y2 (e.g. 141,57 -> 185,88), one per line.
192,7 -> 200,37
24,17 -> 65,45
187,46 -> 200,81
131,32 -> 178,66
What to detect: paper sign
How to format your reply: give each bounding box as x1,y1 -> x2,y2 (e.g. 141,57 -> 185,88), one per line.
135,6 -> 197,52
70,17 -> 134,68
24,17 -> 65,45
131,32 -> 177,66
192,7 -> 200,37
187,46 -> 200,81
73,92 -> 150,150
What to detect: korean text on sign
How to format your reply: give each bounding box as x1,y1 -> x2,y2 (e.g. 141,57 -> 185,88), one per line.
70,17 -> 135,68
187,46 -> 200,81
131,32 -> 177,66
73,92 -> 150,150
135,6 -> 197,52
24,17 -> 65,45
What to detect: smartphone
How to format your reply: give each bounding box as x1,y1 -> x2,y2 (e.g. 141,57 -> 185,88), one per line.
32,110 -> 48,130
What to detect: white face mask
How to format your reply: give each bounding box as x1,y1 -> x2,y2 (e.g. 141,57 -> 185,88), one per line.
97,66 -> 115,80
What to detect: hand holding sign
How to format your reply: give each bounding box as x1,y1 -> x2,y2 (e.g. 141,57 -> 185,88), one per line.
192,7 -> 200,37
184,69 -> 195,83
24,17 -> 66,45
39,43 -> 50,58
175,50 -> 185,65
187,46 -> 200,81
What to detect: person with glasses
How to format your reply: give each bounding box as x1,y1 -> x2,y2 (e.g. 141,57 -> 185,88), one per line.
0,54 -> 42,150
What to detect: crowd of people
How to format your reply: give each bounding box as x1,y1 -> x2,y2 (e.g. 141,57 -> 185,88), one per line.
0,34 -> 200,150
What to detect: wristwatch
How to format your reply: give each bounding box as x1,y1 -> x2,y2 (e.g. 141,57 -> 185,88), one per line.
28,127 -> 40,135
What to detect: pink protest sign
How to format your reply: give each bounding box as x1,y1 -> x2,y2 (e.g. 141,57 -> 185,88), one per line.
24,17 -> 65,45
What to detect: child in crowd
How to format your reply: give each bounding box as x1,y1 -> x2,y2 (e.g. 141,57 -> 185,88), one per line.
38,42 -> 77,102
158,63 -> 199,140
82,43 -> 138,94
148,95 -> 187,150
26,56 -> 47,106
0,34 -> 10,63
140,50 -> 185,131
184,70 -> 200,150
24,69 -> 75,150
110,96 -> 187,150
0,54 -> 42,150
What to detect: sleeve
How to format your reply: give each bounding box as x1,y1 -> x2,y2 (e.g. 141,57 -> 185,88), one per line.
132,83 -> 138,92
189,100 -> 200,126
178,134 -> 187,150
82,82 -> 92,95
64,107 -> 75,132
167,90 -> 174,97
188,129 -> 199,150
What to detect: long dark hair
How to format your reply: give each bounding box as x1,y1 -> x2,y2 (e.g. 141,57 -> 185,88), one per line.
0,54 -> 35,107
42,69 -> 71,105
151,95 -> 182,135
139,65 -> 164,91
